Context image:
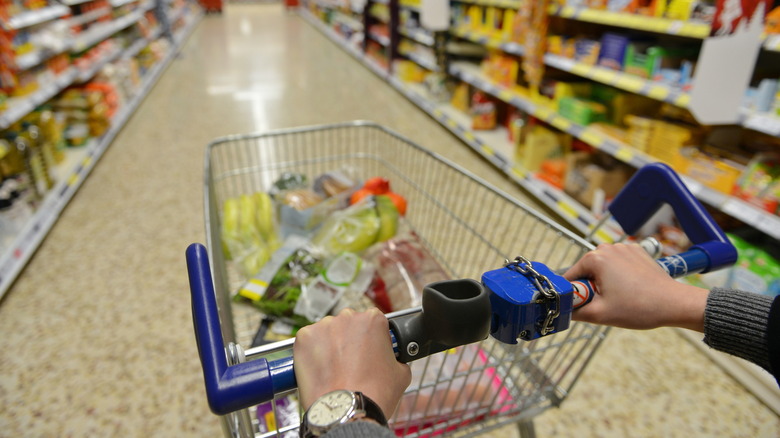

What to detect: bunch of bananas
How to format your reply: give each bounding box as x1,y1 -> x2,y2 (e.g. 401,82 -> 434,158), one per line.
221,192 -> 282,277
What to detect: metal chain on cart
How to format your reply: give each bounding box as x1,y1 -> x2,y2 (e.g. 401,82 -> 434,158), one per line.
504,255 -> 561,336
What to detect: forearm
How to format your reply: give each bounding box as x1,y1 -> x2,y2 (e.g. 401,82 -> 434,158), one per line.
703,288 -> 774,374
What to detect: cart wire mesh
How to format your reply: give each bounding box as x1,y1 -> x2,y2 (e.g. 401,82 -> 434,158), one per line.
202,121 -> 608,437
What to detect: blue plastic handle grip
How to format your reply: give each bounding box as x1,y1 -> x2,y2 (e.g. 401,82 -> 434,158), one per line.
608,163 -> 737,273
187,243 -> 296,415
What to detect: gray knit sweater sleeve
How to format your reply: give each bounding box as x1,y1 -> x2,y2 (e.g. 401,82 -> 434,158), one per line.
703,287 -> 774,372
323,421 -> 396,438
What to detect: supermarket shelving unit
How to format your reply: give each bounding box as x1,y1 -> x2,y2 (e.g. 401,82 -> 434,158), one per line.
0,1 -> 203,298
299,0 -> 780,244
300,0 -> 780,412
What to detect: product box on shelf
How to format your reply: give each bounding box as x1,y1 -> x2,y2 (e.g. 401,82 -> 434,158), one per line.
677,147 -> 744,195
733,153 -> 780,214
559,96 -> 609,125
597,32 -> 630,71
482,52 -> 519,88
515,120 -> 570,172
470,91 -> 497,130
727,234 -> 780,296
451,81 -> 471,112
767,6 -> 780,34
573,38 -> 601,65
665,0 -> 695,20
564,150 -> 633,210
395,59 -> 427,83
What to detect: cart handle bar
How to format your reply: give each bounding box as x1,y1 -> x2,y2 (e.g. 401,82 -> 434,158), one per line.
187,243 -> 491,416
607,163 -> 736,273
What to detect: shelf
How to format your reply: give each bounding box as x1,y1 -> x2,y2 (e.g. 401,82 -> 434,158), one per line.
400,50 -> 438,71
453,0 -> 521,8
111,0 -> 140,7
169,5 -> 189,24
1,4 -> 69,30
549,4 -> 780,52
545,53 -> 691,106
449,61 -> 780,240
450,26 -> 525,56
398,26 -> 434,46
549,5 -> 711,38
301,8 -> 372,69
0,68 -> 78,130
302,6 -> 780,241
60,0 -> 96,5
332,11 -> 362,31
123,27 -> 162,59
0,9 -> 203,300
14,47 -> 69,71
368,30 -> 390,47
389,77 -> 621,242
66,6 -> 112,28
740,110 -> 780,137
453,27 -> 778,133
70,6 -> 149,53
76,46 -> 124,83
369,11 -> 389,23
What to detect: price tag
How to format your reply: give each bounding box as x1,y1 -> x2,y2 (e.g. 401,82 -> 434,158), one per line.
674,93 -> 691,107
592,68 -> 618,84
594,228 -> 615,244
481,145 -> 495,156
511,167 -> 526,180
580,129 -> 604,147
551,116 -> 572,132
557,200 -> 578,219
667,20 -> 684,34
499,90 -> 513,101
614,147 -> 635,163
679,22 -> 709,38
570,62 -> 591,77
534,106 -> 553,120
615,75 -> 644,93
647,85 -> 671,101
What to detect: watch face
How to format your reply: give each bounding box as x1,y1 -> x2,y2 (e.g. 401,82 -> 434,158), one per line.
308,390 -> 356,427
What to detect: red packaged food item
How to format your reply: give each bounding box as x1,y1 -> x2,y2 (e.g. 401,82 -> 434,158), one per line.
362,232 -> 450,311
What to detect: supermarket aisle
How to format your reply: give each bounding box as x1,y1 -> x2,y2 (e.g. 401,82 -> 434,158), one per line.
0,3 -> 777,437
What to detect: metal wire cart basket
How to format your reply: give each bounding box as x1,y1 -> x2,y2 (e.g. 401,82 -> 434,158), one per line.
188,121 -> 735,437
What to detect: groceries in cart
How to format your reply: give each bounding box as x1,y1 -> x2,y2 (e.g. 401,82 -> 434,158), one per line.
225,169 -> 444,330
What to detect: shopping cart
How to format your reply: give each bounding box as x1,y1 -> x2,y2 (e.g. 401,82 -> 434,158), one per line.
187,121 -> 736,438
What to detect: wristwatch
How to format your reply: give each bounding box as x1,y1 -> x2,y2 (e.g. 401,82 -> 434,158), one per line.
299,390 -> 388,437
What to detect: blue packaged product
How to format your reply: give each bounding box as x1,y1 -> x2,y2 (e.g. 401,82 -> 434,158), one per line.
597,33 -> 630,70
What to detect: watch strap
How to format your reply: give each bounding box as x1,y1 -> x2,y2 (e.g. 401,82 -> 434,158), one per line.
354,392 -> 388,427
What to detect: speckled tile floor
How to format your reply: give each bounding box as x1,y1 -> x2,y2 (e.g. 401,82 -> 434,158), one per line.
0,3 -> 778,437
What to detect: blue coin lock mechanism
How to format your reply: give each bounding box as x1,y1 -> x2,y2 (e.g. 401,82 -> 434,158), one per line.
482,256 -> 574,344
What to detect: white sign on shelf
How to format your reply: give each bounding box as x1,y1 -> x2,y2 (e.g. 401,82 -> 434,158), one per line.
688,2 -> 766,125
420,0 -> 449,31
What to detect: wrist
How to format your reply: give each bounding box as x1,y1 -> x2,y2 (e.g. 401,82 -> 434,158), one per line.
664,282 -> 709,332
